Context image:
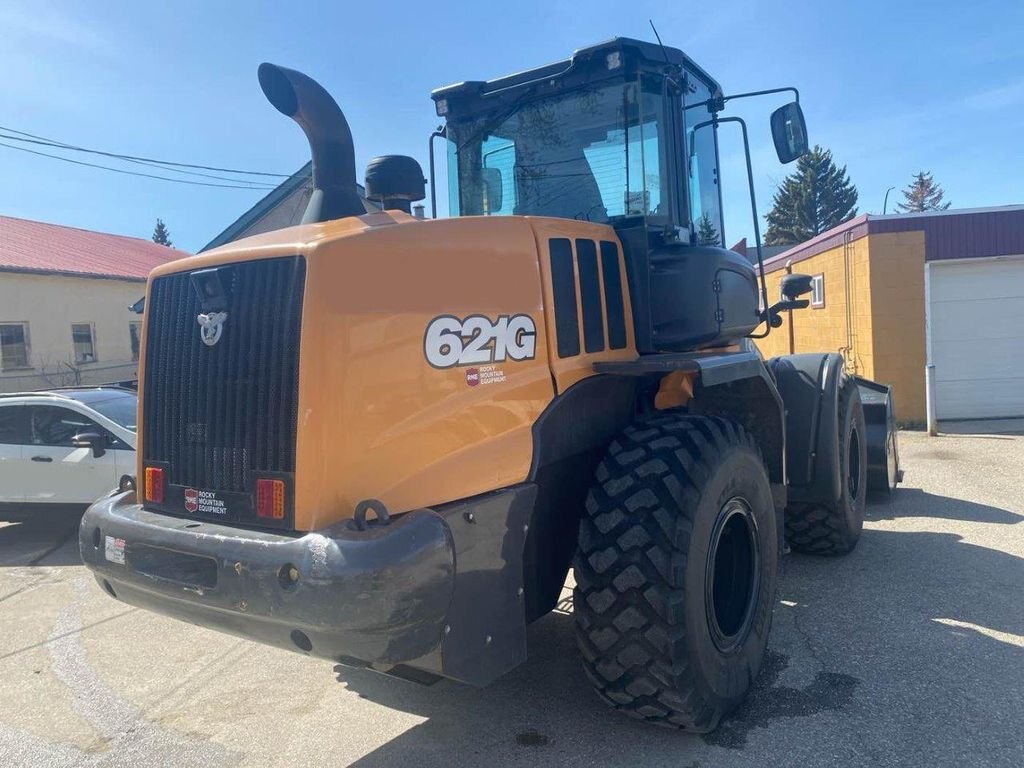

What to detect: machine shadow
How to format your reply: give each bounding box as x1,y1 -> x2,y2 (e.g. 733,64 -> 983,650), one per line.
332,499 -> 1023,768
0,515 -> 83,568
866,487 -> 1022,525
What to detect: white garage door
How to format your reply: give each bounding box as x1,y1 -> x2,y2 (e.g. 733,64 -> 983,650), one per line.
929,255 -> 1024,420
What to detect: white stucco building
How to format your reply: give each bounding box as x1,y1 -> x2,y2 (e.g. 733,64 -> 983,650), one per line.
0,215 -> 186,392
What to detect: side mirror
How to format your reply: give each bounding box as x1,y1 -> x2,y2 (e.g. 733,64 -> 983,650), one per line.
481,167 -> 503,213
72,431 -> 106,459
770,102 -> 808,164
780,273 -> 813,300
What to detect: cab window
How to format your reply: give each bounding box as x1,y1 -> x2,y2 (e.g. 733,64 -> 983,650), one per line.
29,405 -> 133,454
28,406 -> 127,449
0,406 -> 30,445
30,406 -> 96,446
683,73 -> 724,246
448,76 -> 667,223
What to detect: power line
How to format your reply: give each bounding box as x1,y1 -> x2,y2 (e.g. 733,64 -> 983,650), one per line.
0,141 -> 278,190
0,124 -> 290,178
0,133 -> 280,186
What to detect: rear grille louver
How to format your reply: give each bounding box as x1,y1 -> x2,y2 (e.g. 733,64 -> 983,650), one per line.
142,256 -> 305,522
548,238 -> 628,358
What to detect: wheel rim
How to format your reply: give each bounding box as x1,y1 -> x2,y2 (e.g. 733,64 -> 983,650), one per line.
705,497 -> 760,654
848,426 -> 862,500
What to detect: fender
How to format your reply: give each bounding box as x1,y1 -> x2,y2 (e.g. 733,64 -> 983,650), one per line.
766,353 -> 845,506
595,349 -> 786,490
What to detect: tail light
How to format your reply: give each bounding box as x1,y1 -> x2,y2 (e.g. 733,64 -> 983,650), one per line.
144,467 -> 164,504
255,479 -> 286,520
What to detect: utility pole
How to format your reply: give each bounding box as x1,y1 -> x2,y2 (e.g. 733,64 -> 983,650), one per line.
882,186 -> 895,214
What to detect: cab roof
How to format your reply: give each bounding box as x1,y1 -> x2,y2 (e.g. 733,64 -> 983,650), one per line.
431,37 -> 722,110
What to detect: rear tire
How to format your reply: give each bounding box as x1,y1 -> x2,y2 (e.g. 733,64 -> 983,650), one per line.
785,374 -> 868,555
573,414 -> 777,732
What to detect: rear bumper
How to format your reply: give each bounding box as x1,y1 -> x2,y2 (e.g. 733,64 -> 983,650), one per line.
79,491 -> 455,669
79,485 -> 535,686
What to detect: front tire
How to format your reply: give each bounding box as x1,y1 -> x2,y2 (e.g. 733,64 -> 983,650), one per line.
573,414 -> 778,732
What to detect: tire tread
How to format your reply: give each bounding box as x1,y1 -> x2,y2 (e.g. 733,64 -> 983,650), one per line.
573,413 -> 759,731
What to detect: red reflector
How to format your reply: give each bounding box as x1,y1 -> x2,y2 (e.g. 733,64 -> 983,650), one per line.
256,479 -> 286,520
144,467 -> 164,504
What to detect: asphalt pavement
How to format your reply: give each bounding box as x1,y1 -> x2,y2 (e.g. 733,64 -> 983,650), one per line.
1,430 -> 1021,767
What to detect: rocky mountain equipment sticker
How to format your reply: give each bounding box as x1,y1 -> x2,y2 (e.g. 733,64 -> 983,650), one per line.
184,488 -> 228,516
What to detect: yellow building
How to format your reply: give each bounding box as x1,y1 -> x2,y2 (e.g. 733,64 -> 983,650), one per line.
755,206 -> 1024,424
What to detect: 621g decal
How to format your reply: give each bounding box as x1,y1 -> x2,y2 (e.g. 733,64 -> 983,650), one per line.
424,314 -> 537,369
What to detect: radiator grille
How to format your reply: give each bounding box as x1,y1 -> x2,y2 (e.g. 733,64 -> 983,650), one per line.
142,256 -> 305,498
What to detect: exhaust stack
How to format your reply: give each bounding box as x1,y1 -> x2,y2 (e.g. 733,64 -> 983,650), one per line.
258,63 -> 365,224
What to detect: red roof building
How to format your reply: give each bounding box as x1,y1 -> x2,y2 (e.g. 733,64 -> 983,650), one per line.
0,215 -> 189,392
0,214 -> 187,281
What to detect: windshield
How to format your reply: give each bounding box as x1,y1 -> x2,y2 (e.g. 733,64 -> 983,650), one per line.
65,391 -> 137,431
683,74 -> 724,245
447,77 -> 667,223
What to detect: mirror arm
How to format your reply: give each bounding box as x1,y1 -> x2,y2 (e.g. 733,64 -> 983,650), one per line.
714,116 -> 772,339
686,86 -> 800,116
761,299 -> 810,327
720,86 -> 800,109
690,115 -> 770,337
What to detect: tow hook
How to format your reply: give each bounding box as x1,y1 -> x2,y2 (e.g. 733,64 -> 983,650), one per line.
352,499 -> 392,531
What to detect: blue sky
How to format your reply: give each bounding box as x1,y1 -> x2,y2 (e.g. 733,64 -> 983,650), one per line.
1,0 -> 1022,253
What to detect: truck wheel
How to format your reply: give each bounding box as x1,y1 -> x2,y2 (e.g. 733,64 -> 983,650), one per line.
785,374 -> 867,555
573,414 -> 777,732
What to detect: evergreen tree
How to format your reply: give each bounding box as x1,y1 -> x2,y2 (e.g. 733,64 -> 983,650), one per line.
897,171 -> 951,213
152,218 -> 173,246
696,212 -> 720,246
764,145 -> 859,246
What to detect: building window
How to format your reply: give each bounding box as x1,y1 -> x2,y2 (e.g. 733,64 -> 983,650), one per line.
810,274 -> 825,308
0,323 -> 30,370
129,322 -> 143,361
72,323 -> 97,364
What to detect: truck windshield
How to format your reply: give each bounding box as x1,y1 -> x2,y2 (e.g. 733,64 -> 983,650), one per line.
447,77 -> 666,223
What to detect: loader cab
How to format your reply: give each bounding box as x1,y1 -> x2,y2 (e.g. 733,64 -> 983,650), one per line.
433,37 -> 724,246
433,38 -> 759,353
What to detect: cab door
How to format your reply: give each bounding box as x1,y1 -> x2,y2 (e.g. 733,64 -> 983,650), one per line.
0,404 -> 27,503
23,405 -> 121,505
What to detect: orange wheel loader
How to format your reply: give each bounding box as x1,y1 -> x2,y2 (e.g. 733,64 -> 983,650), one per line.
80,38 -> 900,731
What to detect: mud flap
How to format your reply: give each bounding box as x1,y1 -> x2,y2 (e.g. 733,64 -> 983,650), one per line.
424,485 -> 537,687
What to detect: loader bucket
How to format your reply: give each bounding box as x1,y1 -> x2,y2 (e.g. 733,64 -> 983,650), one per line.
855,377 -> 903,496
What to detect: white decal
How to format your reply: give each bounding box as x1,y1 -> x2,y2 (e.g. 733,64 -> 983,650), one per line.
194,490 -> 228,516
424,314 -> 536,369
104,535 -> 125,565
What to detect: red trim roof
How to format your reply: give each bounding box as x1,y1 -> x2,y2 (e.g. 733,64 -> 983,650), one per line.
0,215 -> 188,281
762,205 -> 1024,274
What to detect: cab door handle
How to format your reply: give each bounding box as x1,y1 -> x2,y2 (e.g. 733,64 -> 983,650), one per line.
31,455 -> 53,463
